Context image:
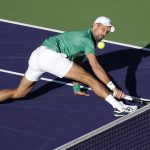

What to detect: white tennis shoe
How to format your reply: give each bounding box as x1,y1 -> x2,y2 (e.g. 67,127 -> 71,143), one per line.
114,101 -> 138,117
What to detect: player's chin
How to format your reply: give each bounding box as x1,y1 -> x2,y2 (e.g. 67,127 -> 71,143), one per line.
95,36 -> 103,42
95,37 -> 102,42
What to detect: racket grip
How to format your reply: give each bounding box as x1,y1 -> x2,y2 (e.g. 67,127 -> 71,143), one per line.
124,95 -> 133,101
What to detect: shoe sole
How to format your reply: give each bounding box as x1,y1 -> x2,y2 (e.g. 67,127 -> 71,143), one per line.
114,113 -> 127,117
114,113 -> 128,117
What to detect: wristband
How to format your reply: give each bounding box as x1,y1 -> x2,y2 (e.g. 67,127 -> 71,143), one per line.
73,84 -> 80,92
107,81 -> 116,90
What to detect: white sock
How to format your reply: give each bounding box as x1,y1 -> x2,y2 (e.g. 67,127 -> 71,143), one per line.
105,94 -> 123,111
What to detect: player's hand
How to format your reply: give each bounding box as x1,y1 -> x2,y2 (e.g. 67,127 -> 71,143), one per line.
112,88 -> 125,99
74,91 -> 89,96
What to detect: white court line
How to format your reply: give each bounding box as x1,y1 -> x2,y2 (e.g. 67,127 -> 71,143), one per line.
0,68 -> 72,86
0,19 -> 63,33
0,18 -> 150,51
0,69 -> 89,90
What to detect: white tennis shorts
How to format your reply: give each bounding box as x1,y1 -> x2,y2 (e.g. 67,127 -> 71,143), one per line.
25,46 -> 73,81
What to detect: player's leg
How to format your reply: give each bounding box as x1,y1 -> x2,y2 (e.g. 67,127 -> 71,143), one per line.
64,63 -> 109,99
0,76 -> 35,102
0,46 -> 45,102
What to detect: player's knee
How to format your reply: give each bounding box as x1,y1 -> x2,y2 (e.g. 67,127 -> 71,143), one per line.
87,76 -> 97,86
12,90 -> 27,99
80,73 -> 96,85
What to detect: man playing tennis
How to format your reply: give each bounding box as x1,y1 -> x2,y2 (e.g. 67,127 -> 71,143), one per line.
0,16 -> 138,116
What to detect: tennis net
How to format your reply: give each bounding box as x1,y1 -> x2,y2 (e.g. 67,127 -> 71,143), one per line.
55,104 -> 150,150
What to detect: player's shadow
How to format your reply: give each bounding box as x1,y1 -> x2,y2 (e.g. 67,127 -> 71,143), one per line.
82,43 -> 150,97
1,77 -> 70,104
25,79 -> 67,100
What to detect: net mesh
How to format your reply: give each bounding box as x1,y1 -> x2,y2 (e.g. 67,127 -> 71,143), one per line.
64,106 -> 150,150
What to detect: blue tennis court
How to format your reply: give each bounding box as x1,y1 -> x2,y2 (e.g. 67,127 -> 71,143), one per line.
0,20 -> 149,150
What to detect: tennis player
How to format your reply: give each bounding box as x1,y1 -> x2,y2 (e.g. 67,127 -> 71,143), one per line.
0,16 -> 138,116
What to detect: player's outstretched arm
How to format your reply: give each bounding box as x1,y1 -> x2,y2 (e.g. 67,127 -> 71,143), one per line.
86,53 -> 125,99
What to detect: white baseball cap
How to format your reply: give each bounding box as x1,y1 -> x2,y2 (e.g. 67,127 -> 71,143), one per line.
94,16 -> 115,32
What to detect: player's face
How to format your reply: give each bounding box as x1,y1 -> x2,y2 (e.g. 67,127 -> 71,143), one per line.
92,24 -> 111,42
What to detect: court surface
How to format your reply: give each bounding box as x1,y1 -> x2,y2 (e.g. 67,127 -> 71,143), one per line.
0,20 -> 149,150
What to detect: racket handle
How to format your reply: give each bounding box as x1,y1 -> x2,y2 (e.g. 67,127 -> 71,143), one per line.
111,92 -> 133,101
124,95 -> 134,101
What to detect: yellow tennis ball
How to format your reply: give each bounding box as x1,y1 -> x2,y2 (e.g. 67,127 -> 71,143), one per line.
97,41 -> 105,49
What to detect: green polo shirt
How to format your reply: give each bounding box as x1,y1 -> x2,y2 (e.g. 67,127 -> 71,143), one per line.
42,28 -> 96,61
